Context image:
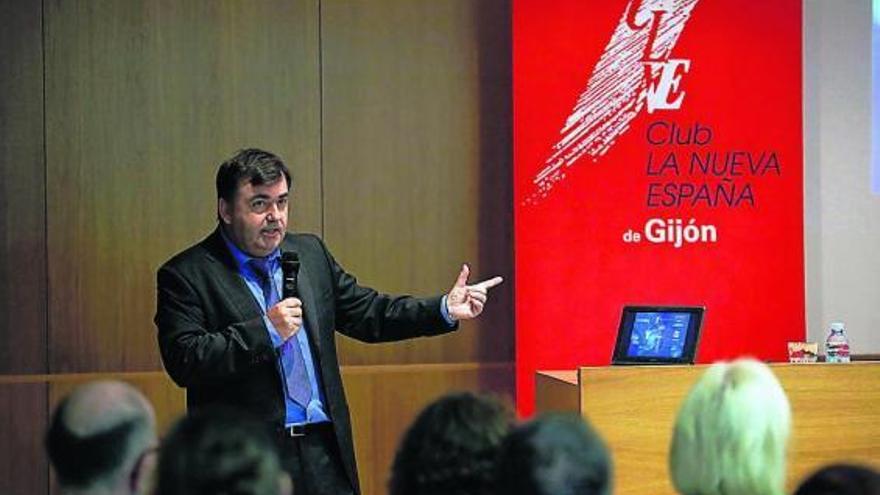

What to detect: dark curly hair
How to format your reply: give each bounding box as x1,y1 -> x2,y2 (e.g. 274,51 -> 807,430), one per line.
389,391 -> 514,495
156,407 -> 284,495
496,413 -> 612,495
795,464 -> 880,495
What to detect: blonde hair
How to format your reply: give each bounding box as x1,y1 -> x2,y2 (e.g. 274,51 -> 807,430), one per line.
670,359 -> 791,495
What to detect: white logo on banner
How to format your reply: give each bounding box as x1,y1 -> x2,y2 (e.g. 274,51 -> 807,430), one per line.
622,218 -> 718,248
528,0 -> 700,203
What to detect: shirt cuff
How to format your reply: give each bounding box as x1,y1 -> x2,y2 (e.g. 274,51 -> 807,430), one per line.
262,315 -> 285,348
440,295 -> 456,327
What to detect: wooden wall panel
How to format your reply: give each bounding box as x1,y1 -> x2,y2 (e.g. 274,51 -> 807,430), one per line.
44,0 -> 322,372
343,363 -> 515,495
322,0 -> 513,365
3,2 -> 515,494
0,0 -> 47,373
0,382 -> 48,495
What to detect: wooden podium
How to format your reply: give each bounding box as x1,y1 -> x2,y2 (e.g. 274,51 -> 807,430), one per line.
535,363 -> 880,495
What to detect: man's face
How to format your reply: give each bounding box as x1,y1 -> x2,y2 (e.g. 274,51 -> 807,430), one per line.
219,177 -> 289,257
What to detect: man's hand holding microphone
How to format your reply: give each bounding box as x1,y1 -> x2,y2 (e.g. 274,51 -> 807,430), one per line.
267,252 -> 304,341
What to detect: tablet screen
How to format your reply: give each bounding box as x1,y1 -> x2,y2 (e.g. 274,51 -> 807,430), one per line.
613,306 -> 704,364
627,311 -> 691,359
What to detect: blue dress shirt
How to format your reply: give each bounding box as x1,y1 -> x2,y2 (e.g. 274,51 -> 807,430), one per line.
221,233 -> 329,426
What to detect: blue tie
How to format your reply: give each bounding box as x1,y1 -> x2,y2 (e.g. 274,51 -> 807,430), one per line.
249,258 -> 312,408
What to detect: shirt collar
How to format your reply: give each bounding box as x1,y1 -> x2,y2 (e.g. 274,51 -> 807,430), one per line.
219,227 -> 281,275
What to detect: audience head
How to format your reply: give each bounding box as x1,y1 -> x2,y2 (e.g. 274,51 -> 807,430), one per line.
496,412 -> 612,495
389,391 -> 514,495
45,380 -> 157,495
795,463 -> 880,495
669,358 -> 791,495
156,407 -> 291,495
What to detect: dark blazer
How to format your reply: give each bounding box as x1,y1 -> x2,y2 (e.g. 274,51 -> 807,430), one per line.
154,228 -> 457,491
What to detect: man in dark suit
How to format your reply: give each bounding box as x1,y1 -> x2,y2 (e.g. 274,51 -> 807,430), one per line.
154,148 -> 502,495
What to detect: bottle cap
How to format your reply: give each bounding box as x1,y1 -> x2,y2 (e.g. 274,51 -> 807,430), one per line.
830,321 -> 846,332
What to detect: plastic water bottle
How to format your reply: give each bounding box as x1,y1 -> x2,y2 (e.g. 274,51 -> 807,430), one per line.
825,321 -> 851,363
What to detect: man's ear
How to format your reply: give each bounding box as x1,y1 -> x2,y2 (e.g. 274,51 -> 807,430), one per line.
278,472 -> 293,495
128,447 -> 158,495
218,198 -> 232,225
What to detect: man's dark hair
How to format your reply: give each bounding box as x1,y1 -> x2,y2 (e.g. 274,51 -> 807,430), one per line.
156,407 -> 284,495
216,148 -> 292,202
389,391 -> 514,495
44,381 -> 156,491
496,413 -> 612,495
795,464 -> 880,495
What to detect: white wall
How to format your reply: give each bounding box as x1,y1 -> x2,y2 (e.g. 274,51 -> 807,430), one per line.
805,0 -> 880,352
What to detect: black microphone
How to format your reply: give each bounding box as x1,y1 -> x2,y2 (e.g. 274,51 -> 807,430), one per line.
281,252 -> 300,299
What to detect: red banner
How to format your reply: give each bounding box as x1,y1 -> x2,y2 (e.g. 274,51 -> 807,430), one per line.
514,0 -> 803,414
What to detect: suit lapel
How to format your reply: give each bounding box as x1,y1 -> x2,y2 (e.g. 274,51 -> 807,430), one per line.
203,229 -> 263,321
296,261 -> 324,360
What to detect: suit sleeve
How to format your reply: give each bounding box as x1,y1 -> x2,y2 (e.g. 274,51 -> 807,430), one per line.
310,236 -> 458,343
154,264 -> 277,387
